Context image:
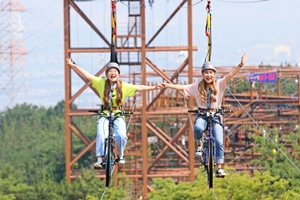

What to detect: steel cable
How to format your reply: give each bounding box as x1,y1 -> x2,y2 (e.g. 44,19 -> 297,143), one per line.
227,87 -> 300,173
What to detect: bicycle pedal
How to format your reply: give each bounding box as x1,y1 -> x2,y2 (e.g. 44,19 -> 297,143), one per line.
94,164 -> 105,170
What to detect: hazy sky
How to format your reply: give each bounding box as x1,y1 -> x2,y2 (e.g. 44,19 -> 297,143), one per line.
0,0 -> 299,110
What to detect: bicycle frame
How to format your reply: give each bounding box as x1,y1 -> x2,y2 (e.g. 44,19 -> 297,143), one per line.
204,110 -> 218,189
89,106 -> 133,187
104,110 -> 117,187
188,108 -> 232,189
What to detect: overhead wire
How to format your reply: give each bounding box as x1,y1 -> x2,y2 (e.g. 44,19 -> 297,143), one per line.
22,0 -> 60,26
0,0 -> 59,41
217,0 -> 269,3
0,2 -> 90,67
176,0 -> 205,8
118,0 -> 145,8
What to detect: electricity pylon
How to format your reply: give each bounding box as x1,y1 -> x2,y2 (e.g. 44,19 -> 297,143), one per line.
0,0 -> 29,109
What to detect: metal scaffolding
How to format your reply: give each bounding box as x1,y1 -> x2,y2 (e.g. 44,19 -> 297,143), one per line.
63,0 -> 300,198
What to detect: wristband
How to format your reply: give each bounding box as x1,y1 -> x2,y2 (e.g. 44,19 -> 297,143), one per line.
239,64 -> 243,68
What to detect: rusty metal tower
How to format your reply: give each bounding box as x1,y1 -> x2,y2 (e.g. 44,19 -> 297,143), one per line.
0,0 -> 28,109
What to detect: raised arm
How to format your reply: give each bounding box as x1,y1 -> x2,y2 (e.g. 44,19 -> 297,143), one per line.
161,83 -> 184,92
225,53 -> 247,84
135,83 -> 164,91
66,58 -> 94,81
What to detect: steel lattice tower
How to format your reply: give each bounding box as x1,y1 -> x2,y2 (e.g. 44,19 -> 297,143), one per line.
0,0 -> 28,109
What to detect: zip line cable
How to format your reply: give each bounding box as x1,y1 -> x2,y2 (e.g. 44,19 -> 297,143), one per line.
126,101 -> 136,132
211,188 -> 218,200
100,187 -> 108,200
99,164 -> 116,200
226,88 -> 300,173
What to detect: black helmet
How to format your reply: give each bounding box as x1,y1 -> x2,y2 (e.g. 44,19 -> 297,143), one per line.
201,61 -> 216,72
106,62 -> 120,74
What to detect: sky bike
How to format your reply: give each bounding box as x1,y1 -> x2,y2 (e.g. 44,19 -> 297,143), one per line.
188,107 -> 232,188
89,105 -> 133,188
188,88 -> 232,188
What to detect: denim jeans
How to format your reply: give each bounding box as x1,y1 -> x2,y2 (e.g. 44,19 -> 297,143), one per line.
194,114 -> 224,164
96,117 -> 127,158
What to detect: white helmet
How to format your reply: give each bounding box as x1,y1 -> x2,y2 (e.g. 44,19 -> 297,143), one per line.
106,62 -> 120,74
201,61 -> 216,72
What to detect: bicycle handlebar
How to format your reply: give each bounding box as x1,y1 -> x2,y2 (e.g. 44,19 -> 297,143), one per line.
88,109 -> 133,115
188,108 -> 233,115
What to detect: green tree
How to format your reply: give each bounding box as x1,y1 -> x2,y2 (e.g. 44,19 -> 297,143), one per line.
0,165 -> 35,200
148,169 -> 300,200
0,103 -> 66,182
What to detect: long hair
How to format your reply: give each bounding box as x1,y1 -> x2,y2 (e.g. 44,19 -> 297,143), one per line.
103,79 -> 123,107
198,79 -> 218,105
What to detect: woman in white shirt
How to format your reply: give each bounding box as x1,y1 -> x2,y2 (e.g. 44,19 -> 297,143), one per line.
162,53 -> 247,177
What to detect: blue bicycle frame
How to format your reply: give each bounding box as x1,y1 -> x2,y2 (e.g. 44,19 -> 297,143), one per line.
188,108 -> 231,189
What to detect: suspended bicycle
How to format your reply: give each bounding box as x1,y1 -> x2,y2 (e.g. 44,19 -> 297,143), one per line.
89,105 -> 133,187
189,107 -> 232,188
188,88 -> 232,188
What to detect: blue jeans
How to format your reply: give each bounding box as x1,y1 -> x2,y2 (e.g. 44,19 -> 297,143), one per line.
96,117 -> 127,158
194,114 -> 224,164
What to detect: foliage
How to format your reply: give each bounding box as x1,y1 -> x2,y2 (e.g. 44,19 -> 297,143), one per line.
250,130 -> 300,189
0,101 -> 135,199
1,101 -> 300,199
0,102 -> 66,182
148,169 -> 300,200
0,165 -> 35,200
227,78 -> 250,94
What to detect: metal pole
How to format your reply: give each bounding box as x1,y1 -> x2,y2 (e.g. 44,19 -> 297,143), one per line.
187,0 -> 194,181
64,0 -> 71,182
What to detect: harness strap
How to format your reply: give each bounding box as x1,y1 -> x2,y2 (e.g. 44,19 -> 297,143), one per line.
103,106 -> 123,111
205,0 -> 212,62
111,0 -> 117,45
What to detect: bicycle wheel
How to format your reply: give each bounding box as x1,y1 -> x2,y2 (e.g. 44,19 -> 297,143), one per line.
207,139 -> 214,189
105,138 -> 113,187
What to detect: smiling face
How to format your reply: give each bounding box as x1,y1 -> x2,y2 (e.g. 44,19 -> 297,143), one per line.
106,67 -> 120,83
202,69 -> 216,84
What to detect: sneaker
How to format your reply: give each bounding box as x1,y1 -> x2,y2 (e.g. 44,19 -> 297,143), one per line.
94,158 -> 103,170
119,157 -> 125,164
215,168 -> 226,177
195,146 -> 203,157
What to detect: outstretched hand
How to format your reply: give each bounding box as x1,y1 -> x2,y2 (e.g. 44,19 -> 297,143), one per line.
240,53 -> 247,66
156,83 -> 165,89
161,82 -> 168,88
66,57 -> 76,67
